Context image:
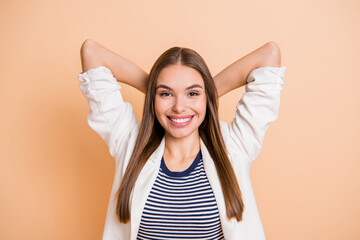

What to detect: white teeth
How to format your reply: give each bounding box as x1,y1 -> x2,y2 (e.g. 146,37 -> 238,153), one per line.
170,117 -> 192,123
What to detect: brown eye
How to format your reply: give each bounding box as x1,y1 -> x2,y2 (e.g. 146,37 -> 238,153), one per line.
188,92 -> 199,96
160,92 -> 172,97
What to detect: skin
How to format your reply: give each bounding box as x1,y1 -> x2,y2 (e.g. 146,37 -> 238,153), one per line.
80,39 -> 281,171
154,64 -> 207,171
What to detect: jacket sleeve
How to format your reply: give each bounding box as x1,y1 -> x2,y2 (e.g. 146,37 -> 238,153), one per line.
229,66 -> 286,162
78,66 -> 138,158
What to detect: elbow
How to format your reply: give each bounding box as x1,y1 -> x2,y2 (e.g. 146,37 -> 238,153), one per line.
80,39 -> 102,72
80,39 -> 96,59
264,41 -> 282,67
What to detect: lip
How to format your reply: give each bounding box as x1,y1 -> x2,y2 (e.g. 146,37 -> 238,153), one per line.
167,115 -> 194,127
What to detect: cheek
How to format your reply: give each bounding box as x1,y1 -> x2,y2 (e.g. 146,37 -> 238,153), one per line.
154,98 -> 167,119
195,96 -> 207,115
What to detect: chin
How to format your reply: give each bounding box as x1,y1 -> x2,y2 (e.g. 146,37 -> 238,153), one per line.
165,129 -> 198,139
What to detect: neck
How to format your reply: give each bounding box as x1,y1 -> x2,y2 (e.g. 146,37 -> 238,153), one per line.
163,132 -> 201,162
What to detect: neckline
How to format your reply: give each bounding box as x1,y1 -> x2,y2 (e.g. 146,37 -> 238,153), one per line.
160,151 -> 202,177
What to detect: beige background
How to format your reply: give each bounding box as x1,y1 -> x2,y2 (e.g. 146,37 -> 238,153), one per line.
1,0 -> 359,239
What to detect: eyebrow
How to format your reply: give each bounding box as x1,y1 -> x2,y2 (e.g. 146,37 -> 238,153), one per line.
156,84 -> 203,91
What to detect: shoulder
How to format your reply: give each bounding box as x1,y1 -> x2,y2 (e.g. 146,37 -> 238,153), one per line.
219,121 -> 231,145
219,121 -> 251,169
220,121 -> 229,133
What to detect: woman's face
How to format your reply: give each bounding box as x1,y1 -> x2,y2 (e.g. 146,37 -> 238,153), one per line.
154,64 -> 207,141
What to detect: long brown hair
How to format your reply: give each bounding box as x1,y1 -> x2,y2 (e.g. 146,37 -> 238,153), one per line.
116,47 -> 244,223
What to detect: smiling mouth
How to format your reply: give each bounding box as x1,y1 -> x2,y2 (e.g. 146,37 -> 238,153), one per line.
167,116 -> 193,123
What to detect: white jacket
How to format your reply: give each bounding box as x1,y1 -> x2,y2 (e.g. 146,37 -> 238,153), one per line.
78,65 -> 286,240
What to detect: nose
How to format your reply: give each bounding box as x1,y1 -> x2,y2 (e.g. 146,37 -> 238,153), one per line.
172,96 -> 186,113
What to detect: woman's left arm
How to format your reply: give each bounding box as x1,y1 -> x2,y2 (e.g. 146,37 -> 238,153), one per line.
214,41 -> 281,97
219,42 -> 286,163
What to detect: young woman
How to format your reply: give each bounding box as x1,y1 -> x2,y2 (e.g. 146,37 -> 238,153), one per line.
78,40 -> 286,240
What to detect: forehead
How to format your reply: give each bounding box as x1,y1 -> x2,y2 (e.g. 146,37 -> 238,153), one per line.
157,64 -> 204,88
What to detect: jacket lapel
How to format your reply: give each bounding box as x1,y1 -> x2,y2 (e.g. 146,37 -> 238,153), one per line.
200,139 -> 235,239
130,137 -> 165,240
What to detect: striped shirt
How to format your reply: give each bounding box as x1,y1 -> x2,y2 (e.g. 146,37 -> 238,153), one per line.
137,151 -> 225,240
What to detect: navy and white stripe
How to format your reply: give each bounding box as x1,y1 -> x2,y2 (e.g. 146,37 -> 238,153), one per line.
137,151 -> 224,240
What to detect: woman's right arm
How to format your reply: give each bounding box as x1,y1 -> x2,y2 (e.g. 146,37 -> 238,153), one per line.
80,39 -> 148,93
78,39 -> 141,159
